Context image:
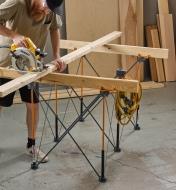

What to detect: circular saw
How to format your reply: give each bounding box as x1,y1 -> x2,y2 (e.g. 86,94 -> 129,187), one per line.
10,38 -> 47,72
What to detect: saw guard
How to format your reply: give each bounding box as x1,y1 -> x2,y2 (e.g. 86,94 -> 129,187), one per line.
11,47 -> 37,71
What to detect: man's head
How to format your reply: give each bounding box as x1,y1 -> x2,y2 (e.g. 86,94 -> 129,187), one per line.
46,0 -> 64,14
31,0 -> 63,22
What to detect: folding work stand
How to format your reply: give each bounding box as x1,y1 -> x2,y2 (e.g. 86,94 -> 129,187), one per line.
30,56 -> 144,182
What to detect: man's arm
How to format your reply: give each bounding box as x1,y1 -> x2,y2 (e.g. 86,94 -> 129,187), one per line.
0,25 -> 25,46
50,28 -> 61,59
50,28 -> 66,72
0,0 -> 26,46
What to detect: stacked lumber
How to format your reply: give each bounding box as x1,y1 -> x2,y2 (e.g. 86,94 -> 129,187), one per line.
157,0 -> 176,81
119,0 -> 144,81
145,25 -> 165,82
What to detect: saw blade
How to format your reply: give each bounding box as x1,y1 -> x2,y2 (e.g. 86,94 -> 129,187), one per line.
11,47 -> 37,71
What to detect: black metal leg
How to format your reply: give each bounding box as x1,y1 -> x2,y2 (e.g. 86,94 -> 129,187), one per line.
99,150 -> 106,183
114,122 -> 121,152
99,98 -> 106,183
79,97 -> 84,122
134,107 -> 140,131
54,115 -> 59,142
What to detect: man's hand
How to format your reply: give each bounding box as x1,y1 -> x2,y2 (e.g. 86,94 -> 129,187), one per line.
53,57 -> 67,72
12,33 -> 27,47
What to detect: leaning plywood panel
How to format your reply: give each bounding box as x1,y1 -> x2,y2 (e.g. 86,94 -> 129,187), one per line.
158,0 -> 169,14
119,0 -> 144,81
146,25 -> 158,81
65,0 -> 120,77
150,28 -> 165,82
157,14 -> 176,81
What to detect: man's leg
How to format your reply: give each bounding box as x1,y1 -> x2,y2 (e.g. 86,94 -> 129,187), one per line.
26,102 -> 39,141
20,85 -> 48,163
0,106 -> 2,117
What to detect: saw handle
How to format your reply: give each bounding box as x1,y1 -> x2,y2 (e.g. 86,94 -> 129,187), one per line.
35,48 -> 48,58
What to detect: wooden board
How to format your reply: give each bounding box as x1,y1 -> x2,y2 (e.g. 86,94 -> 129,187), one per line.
150,28 -> 165,82
146,25 -> 158,81
65,0 -> 121,77
158,0 -> 169,14
60,40 -> 168,59
0,32 -> 121,97
0,67 -> 139,93
13,81 -> 164,104
142,81 -> 164,90
119,0 -> 144,81
42,73 -> 139,93
157,14 -> 176,81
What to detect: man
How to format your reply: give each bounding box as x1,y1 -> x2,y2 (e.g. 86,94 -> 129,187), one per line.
0,0 -> 65,163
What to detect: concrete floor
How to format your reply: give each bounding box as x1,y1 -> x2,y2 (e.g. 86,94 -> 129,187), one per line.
0,82 -> 176,190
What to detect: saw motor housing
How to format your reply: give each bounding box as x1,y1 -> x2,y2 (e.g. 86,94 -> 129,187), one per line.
10,38 -> 47,72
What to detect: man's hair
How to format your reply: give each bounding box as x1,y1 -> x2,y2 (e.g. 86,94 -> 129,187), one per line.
46,0 -> 64,14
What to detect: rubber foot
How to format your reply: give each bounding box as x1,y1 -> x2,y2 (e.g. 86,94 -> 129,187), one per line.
31,161 -> 39,170
99,176 -> 107,183
134,124 -> 140,131
79,117 -> 85,122
114,147 -> 121,153
54,137 -> 59,142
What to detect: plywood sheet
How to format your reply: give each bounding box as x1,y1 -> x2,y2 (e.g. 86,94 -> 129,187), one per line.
150,28 -> 165,82
158,0 -> 169,14
119,0 -> 144,80
146,25 -> 158,81
65,0 -> 120,78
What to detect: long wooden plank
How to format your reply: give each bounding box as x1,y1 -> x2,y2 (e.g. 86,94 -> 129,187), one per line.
0,31 -> 121,97
0,67 -> 139,93
119,0 -> 138,80
150,28 -> 165,82
157,14 -> 176,81
146,25 -> 158,81
142,81 -> 164,90
136,0 -> 144,81
60,40 -> 168,59
14,82 -> 164,104
65,0 -> 121,77
158,0 -> 169,14
42,73 -> 139,93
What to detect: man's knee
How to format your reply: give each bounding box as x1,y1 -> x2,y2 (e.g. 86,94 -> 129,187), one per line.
26,103 -> 39,112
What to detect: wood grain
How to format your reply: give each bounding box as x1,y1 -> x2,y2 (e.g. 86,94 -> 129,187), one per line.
119,0 -> 144,80
157,14 -> 176,81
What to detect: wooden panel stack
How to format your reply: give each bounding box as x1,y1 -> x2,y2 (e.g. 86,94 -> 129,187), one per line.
65,0 -> 144,79
145,25 -> 165,82
157,0 -> 176,81
119,0 -> 144,81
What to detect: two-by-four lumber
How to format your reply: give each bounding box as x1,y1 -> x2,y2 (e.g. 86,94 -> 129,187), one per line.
157,0 -> 176,81
158,0 -> 169,14
150,28 -> 165,82
146,25 -> 158,81
0,31 -> 121,97
146,25 -> 165,82
60,40 -> 168,59
119,0 -> 139,80
0,67 -> 139,93
41,73 -> 139,93
157,14 -> 176,81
